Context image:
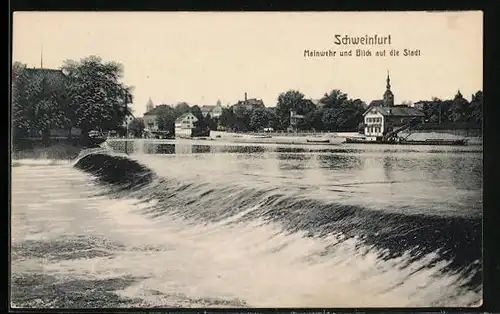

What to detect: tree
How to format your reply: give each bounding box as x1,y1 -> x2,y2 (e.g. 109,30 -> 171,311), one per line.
205,113 -> 218,131
264,108 -> 279,130
174,102 -> 191,117
448,90 -> 470,123
62,56 -> 133,141
189,105 -> 209,131
321,109 -> 340,131
469,90 -> 483,126
232,104 -> 253,131
12,61 -> 68,145
276,90 -> 305,130
304,108 -> 324,131
249,107 -> 269,131
128,118 -> 145,138
219,107 -> 236,130
155,105 -> 176,132
320,90 -> 348,109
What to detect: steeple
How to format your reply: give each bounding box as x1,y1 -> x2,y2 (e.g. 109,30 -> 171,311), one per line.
386,70 -> 390,90
40,44 -> 44,69
383,70 -> 394,107
145,97 -> 154,112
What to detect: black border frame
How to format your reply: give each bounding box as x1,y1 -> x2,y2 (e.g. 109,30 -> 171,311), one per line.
7,1 -> 499,313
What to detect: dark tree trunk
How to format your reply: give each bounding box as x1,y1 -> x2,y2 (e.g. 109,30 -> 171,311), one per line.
41,129 -> 51,147
79,129 -> 90,147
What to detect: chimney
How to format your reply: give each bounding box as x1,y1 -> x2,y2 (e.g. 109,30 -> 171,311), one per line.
244,92 -> 247,102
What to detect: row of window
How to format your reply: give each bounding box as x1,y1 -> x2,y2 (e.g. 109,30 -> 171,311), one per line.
367,127 -> 382,134
366,117 -> 383,123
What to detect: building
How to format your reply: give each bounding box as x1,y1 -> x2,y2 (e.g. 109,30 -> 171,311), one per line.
145,97 -> 155,112
309,99 -> 325,108
382,70 -> 394,107
234,92 -> 265,109
201,104 -> 223,118
174,112 -> 198,137
175,112 -> 198,129
289,111 -> 305,132
143,105 -> 159,132
363,72 -> 425,140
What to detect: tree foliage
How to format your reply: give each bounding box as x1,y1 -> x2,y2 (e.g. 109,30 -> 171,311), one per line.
155,105 -> 176,132
12,62 -> 68,142
276,90 -> 306,129
128,118 -> 145,137
61,56 -> 133,133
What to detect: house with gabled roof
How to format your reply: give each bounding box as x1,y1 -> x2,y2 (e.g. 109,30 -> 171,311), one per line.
363,72 -> 425,139
175,112 -> 198,129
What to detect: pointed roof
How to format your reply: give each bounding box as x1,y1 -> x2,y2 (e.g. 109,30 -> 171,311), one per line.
175,112 -> 198,123
146,97 -> 154,107
363,105 -> 424,117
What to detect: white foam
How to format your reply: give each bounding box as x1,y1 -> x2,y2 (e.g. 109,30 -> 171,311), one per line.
11,160 -> 481,308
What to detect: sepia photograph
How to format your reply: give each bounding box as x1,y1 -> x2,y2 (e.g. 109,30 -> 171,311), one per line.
10,11 -> 483,309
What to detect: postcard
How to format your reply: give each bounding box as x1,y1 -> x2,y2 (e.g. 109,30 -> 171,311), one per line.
11,11 -> 483,309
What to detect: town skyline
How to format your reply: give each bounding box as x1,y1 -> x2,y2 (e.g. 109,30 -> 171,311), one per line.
13,11 -> 482,116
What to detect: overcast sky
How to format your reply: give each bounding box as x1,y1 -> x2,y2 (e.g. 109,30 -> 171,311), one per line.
13,11 -> 482,116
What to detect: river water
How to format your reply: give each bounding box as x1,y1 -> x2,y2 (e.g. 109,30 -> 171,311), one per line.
11,140 -> 483,308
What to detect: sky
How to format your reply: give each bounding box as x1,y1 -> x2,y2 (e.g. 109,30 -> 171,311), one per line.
13,11 -> 482,116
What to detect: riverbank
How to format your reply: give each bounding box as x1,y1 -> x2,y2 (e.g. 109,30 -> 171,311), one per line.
11,139 -> 85,161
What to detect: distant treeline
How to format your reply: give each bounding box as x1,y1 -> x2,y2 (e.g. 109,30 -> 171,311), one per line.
214,89 -> 483,133
12,55 -> 483,143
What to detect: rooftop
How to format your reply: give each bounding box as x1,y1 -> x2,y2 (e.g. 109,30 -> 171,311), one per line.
144,104 -> 172,116
365,105 -> 425,117
175,112 -> 198,123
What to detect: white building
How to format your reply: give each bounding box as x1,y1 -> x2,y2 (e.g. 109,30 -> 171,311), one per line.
175,112 -> 198,129
143,106 -> 159,131
363,106 -> 425,140
363,108 -> 385,139
174,112 -> 198,137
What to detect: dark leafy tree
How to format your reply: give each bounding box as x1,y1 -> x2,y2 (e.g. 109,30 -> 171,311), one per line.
219,107 -> 236,130
61,56 -> 133,141
276,90 -> 305,130
12,62 -> 68,145
174,102 -> 191,117
320,90 -> 348,109
205,113 -> 218,131
249,107 -> 270,131
304,108 -> 325,131
448,90 -> 470,123
321,108 -> 340,131
128,118 -> 145,138
155,105 -> 176,132
469,90 -> 483,125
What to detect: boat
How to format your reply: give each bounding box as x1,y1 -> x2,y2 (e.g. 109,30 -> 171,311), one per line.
404,139 -> 468,146
344,137 -> 468,146
306,138 -> 330,143
252,135 -> 272,139
87,130 -> 107,146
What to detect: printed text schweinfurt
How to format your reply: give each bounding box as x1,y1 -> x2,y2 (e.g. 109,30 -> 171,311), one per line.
334,34 -> 392,45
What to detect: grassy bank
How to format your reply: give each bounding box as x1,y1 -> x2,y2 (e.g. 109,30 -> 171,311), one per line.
11,139 -> 85,160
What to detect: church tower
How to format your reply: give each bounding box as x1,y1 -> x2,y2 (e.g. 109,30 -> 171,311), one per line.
145,97 -> 154,112
383,70 -> 394,107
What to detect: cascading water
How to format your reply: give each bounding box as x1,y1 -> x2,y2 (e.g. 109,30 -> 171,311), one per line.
11,141 -> 483,308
